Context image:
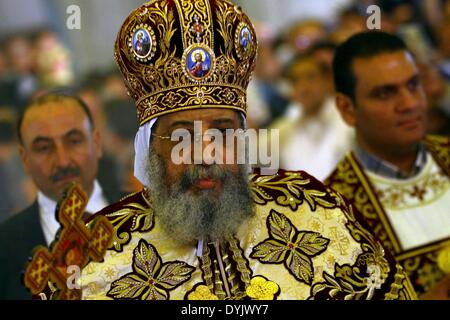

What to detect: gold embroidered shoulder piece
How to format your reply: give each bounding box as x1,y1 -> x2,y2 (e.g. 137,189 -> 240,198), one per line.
87,190 -> 154,252
250,169 -> 339,211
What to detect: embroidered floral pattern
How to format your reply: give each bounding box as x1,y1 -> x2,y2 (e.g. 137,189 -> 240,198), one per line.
104,191 -> 154,252
246,276 -> 280,300
250,171 -> 337,211
373,170 -> 449,210
107,239 -> 194,300
251,210 -> 329,285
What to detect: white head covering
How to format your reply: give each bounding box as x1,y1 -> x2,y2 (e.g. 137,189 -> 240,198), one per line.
134,118 -> 158,187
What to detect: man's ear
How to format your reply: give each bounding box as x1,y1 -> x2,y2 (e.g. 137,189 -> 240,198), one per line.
335,93 -> 357,127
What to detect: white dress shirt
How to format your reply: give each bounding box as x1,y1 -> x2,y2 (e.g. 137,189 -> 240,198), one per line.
38,180 -> 109,246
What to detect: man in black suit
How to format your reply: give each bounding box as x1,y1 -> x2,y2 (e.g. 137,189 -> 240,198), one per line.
0,92 -> 123,299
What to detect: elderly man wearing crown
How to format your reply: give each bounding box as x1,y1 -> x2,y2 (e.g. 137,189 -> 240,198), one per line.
76,0 -> 416,300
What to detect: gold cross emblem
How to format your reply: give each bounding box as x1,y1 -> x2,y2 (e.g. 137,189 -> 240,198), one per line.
23,183 -> 113,300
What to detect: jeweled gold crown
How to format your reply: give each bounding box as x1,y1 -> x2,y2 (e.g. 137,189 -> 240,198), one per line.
114,0 -> 258,126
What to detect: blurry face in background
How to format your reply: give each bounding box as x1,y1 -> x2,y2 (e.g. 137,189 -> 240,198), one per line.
331,13 -> 366,44
19,99 -> 102,201
5,36 -> 35,75
348,51 -> 427,153
311,48 -> 335,93
390,3 -> 414,25
35,30 -> 74,87
418,62 -> 445,105
288,21 -> 327,53
148,108 -> 254,244
289,58 -> 328,113
35,31 -> 58,51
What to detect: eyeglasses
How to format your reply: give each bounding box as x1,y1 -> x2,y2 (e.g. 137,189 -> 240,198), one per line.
151,128 -> 248,144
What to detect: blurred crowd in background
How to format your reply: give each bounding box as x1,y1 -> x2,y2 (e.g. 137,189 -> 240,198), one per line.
1,0 -> 450,222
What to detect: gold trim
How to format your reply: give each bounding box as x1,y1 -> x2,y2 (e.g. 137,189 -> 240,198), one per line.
200,242 -> 215,292
384,264 -> 418,300
140,105 -> 246,126
136,83 -> 245,105
397,239 -> 450,261
404,273 -> 419,300
311,201 -> 404,299
229,238 -> 252,290
424,135 -> 450,178
347,153 -> 402,253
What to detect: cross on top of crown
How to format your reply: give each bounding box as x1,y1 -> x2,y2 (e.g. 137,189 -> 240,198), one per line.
189,14 -> 206,43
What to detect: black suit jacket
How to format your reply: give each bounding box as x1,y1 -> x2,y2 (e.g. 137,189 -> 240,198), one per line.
0,187 -> 125,300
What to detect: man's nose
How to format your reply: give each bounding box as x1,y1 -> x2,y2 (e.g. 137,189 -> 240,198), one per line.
396,87 -> 424,113
54,143 -> 71,167
202,136 -> 222,165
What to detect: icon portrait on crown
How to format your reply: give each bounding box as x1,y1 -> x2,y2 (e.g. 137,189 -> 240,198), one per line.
183,44 -> 215,82
128,24 -> 157,62
240,28 -> 251,51
235,22 -> 255,61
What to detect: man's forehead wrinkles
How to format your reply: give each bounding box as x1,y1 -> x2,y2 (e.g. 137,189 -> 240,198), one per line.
169,120 -> 194,128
